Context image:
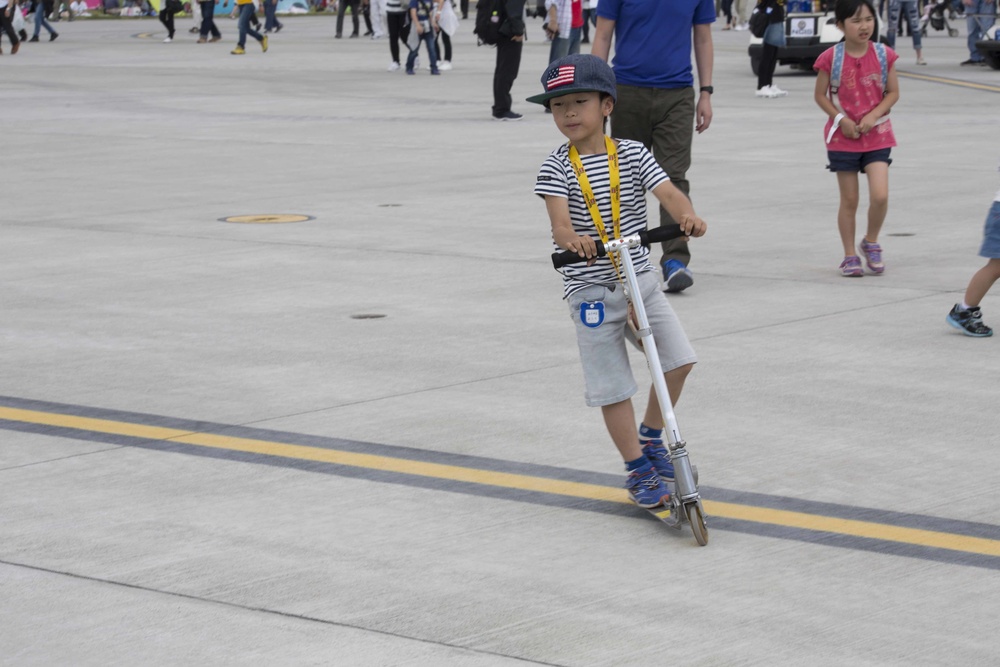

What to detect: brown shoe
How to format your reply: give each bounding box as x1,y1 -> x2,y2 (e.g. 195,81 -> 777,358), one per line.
11,41 -> 19,54
197,37 -> 207,43
209,36 -> 221,42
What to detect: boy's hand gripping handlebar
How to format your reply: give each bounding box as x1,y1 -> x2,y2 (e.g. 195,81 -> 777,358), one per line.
550,225 -> 687,269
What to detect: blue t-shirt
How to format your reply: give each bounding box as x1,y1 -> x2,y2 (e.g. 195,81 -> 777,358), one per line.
409,0 -> 433,21
597,0 -> 715,88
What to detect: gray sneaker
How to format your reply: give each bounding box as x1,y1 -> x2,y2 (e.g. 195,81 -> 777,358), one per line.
946,304 -> 993,337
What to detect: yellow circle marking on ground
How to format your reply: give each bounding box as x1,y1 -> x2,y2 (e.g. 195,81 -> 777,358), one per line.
221,214 -> 314,224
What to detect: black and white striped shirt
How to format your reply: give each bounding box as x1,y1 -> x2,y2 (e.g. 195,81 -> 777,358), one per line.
534,139 -> 669,298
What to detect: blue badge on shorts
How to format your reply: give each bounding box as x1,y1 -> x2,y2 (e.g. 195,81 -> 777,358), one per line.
580,301 -> 605,328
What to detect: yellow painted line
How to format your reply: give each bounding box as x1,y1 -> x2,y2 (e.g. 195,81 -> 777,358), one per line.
0,407 -> 622,503
898,71 -> 1000,93
4,406 -> 1000,558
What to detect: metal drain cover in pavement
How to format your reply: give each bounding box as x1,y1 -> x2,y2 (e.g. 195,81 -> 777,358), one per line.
220,214 -> 314,224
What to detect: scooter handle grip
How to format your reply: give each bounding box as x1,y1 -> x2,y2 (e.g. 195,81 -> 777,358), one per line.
551,241 -> 607,269
550,225 -> 685,269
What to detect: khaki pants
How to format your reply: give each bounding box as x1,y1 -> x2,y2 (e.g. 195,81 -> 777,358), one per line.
610,84 -> 695,267
734,0 -> 750,24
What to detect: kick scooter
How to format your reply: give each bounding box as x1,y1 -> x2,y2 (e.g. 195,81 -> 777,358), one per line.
552,226 -> 709,546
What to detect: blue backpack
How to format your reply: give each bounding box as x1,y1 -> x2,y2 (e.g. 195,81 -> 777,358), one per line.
829,41 -> 889,103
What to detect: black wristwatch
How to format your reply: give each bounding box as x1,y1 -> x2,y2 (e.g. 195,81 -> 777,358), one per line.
700,86 -> 714,95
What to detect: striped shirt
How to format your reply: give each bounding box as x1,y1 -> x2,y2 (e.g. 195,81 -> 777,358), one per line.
534,139 -> 670,298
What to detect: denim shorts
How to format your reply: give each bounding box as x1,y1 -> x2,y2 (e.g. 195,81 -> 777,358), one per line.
567,270 -> 697,407
980,200 -> 1000,259
826,148 -> 893,173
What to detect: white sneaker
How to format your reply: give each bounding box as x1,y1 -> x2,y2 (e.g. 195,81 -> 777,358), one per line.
735,22 -> 748,30
387,61 -> 400,71
163,36 -> 172,42
755,85 -> 787,98
438,60 -> 452,71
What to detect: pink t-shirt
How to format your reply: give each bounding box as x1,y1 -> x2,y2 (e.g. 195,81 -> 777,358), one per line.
814,43 -> 898,153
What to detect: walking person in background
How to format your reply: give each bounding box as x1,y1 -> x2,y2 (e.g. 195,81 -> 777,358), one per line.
813,0 -> 899,277
886,0 -> 925,64
405,0 -> 437,74
492,0 -> 526,119
434,0 -> 457,69
361,0 -> 375,35
580,0 -> 594,43
960,0 -> 995,65
30,0 -> 58,41
159,0 -> 179,42
384,0 -> 409,69
946,166 -> 1000,338
263,0 -> 283,32
369,0 -> 386,37
733,0 -> 750,28
0,0 -> 22,54
545,0 -> 571,61
197,0 -> 221,41
231,0 -> 267,53
188,0 -> 200,33
755,0 -> 788,97
591,0 -> 715,293
336,0 -> 360,36
721,0 -> 734,28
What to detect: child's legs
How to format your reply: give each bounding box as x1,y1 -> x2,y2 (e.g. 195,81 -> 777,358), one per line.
626,271 -> 698,430
641,364 -> 693,430
602,399 -> 642,462
406,38 -> 418,68
836,171 -> 860,255
967,203 -> 1000,305
863,160 -> 889,243
965,259 -> 1000,307
423,31 -> 437,66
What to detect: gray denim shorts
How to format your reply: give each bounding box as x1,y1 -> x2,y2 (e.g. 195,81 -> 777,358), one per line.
567,270 -> 698,407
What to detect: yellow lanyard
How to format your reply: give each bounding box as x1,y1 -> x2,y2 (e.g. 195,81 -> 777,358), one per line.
568,136 -> 622,274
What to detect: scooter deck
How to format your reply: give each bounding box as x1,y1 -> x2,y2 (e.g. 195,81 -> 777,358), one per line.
644,500 -> 686,530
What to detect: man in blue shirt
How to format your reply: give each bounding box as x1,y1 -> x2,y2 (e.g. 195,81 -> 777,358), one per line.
592,0 -> 715,292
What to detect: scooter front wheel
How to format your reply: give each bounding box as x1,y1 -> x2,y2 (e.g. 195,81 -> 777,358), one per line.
686,503 -> 709,546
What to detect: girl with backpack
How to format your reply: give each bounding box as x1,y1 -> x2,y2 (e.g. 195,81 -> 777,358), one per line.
813,0 -> 900,277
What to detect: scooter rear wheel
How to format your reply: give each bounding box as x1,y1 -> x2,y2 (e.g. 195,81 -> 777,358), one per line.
687,503 -> 709,546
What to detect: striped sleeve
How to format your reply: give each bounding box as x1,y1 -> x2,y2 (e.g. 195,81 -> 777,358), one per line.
630,142 -> 670,191
534,150 -> 570,199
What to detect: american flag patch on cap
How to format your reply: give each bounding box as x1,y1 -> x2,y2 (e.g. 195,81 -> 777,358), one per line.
544,65 -> 576,91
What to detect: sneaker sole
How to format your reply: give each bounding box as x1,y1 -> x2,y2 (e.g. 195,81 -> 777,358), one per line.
664,270 -> 693,292
628,492 -> 671,509
946,315 -> 994,337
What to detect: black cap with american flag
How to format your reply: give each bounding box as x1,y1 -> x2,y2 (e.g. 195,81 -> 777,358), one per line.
526,53 -> 617,106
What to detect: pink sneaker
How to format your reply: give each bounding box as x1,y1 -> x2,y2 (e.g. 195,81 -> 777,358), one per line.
839,255 -> 863,277
858,238 -> 884,274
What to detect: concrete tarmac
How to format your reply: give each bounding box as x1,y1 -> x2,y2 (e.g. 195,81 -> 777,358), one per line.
2,13 -> 1000,666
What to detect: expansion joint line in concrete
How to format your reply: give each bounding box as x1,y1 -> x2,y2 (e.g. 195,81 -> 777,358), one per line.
0,558 -> 567,667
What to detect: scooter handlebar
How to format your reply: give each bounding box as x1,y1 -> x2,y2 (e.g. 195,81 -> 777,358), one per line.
550,225 -> 686,269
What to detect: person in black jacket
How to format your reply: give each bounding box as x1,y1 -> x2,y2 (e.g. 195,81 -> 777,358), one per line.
492,0 -> 525,119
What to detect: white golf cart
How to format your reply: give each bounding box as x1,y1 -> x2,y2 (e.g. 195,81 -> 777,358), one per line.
748,4 -> 885,75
